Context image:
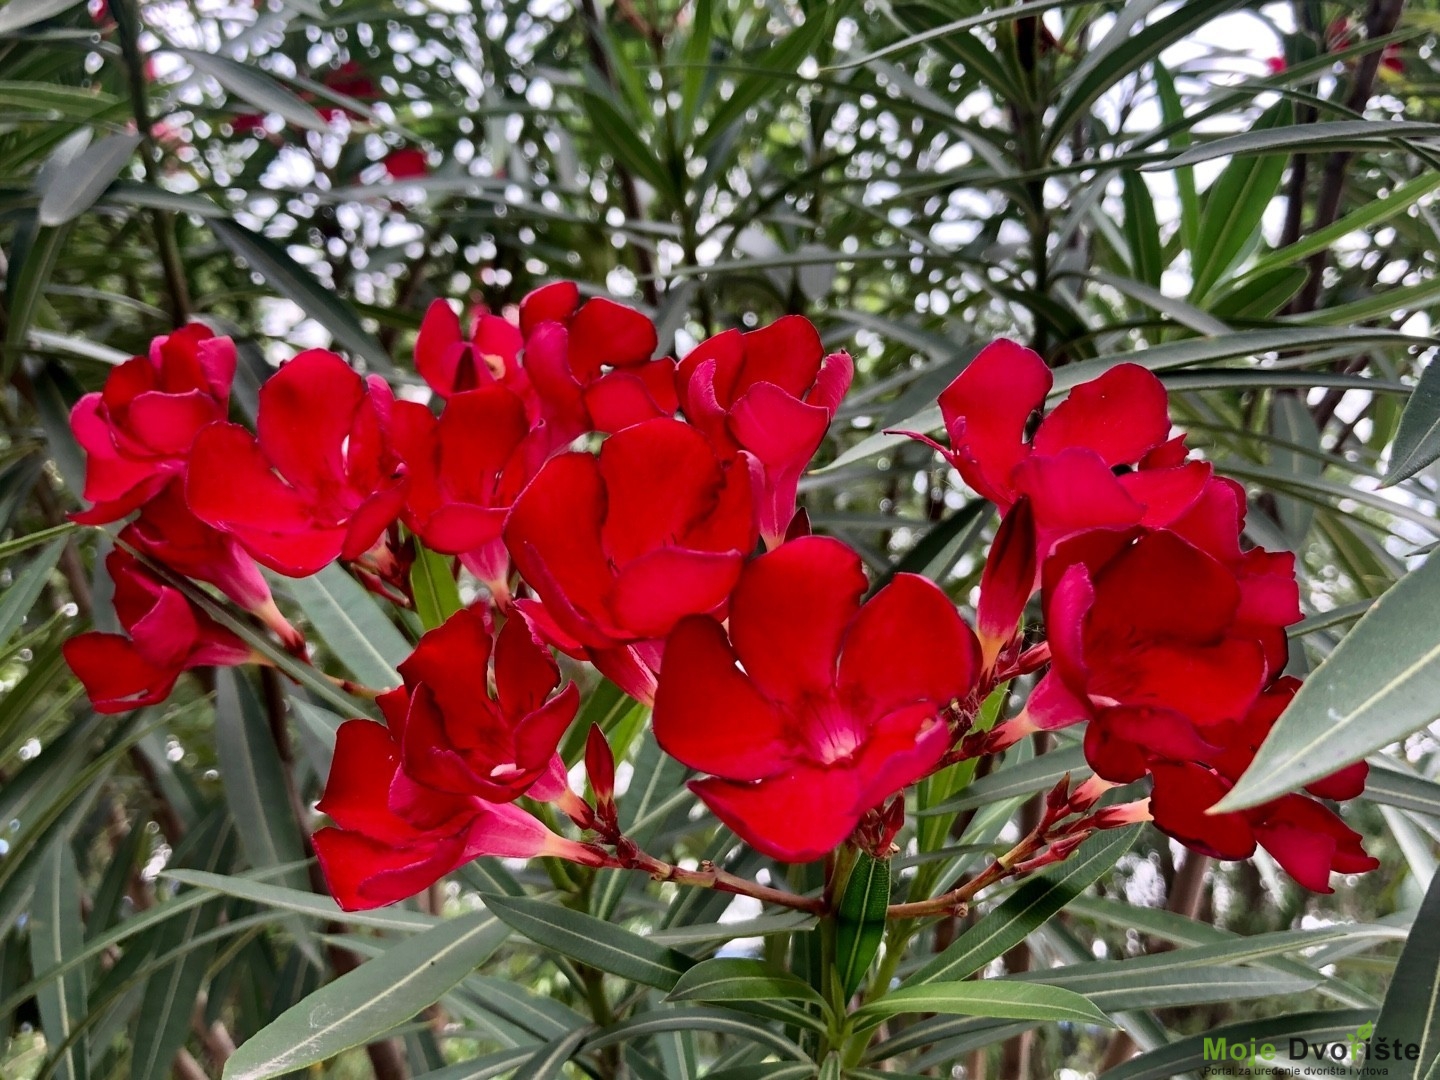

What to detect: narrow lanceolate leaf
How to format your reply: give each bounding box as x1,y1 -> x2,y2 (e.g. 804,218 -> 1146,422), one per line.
1215,555 -> 1440,811
30,840 -> 88,1080
905,826 -> 1140,987
37,133 -> 140,226
1384,357 -> 1440,485
667,958 -> 828,1008
509,1024 -> 596,1080
481,894 -> 693,990
3,215 -> 66,375
1160,120 -> 1440,169
282,563 -> 409,688
1371,867 -> 1440,1080
174,49 -> 329,132
855,982 -> 1112,1027
210,220 -> 392,372
130,815 -> 235,1080
162,868 -> 434,932
835,854 -> 890,999
213,671 -> 309,890
222,910 -> 509,1080
0,0 -> 82,34
410,543 -> 462,631
0,537 -> 66,646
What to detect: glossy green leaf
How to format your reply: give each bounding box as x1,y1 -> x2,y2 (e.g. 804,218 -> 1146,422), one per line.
409,543 -> 462,632
1162,120 -> 1440,169
1370,866 -> 1440,1078
1384,356 -> 1440,485
282,563 -> 408,688
222,910 -> 509,1080
37,132 -> 140,226
667,958 -> 827,1008
482,893 -> 692,991
856,981 -> 1111,1027
30,840 -> 88,1080
834,853 -> 889,1000
0,536 -> 65,646
210,220 -> 392,372
1217,555 -> 1440,810
508,1024 -> 596,1080
1120,171 -> 1162,287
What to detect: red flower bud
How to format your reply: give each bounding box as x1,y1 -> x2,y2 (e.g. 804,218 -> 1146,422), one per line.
977,496 -> 1036,673
586,724 -> 618,831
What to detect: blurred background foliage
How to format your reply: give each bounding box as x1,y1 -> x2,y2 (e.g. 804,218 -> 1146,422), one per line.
3,0 -> 1440,1077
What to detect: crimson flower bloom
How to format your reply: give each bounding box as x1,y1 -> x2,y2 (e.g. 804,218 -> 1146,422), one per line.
413,299 -> 531,405
1147,679 -> 1376,892
902,340 -> 1211,558
385,608 -> 579,802
382,148 -> 428,179
392,385 -> 542,600
653,536 -> 980,861
63,549 -> 252,713
676,316 -> 852,548
504,418 -> 756,703
520,281 -> 677,443
70,325 -> 236,524
187,350 -> 407,577
120,481 -> 302,650
314,706 -> 600,910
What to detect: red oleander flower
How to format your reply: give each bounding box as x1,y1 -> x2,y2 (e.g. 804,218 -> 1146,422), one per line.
392,385 -> 543,601
382,148 -> 428,179
62,549 -> 252,713
313,707 -> 601,910
187,350 -> 407,577
318,60 -> 378,121
652,535 -> 980,862
901,340 -> 1211,558
413,299 -> 532,407
520,281 -> 677,443
1147,679 -> 1377,892
676,316 -> 852,548
70,325 -> 236,524
504,417 -> 756,703
1034,529 -> 1281,738
387,608 -> 579,802
120,480 -> 302,650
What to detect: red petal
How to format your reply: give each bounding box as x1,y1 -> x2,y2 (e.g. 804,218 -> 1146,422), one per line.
414,299 -> 467,397
437,386 -> 530,499
256,350 -> 364,498
494,614 -> 561,717
512,682 -> 580,774
1119,460 -> 1211,527
569,297 -> 657,374
504,451 -> 615,629
976,497 -> 1037,657
123,390 -> 223,455
523,322 -> 587,439
583,366 -> 675,434
339,483 -> 408,562
936,339 -> 1052,504
728,535 -> 866,707
609,547 -> 744,639
728,382 -> 831,470
519,281 -> 580,336
399,607 -> 494,717
1305,761 -> 1368,802
677,330 -> 746,410
1087,531 -> 1240,647
63,632 -> 177,713
1012,449 -> 1144,556
317,719 -> 416,842
1084,705 -> 1218,784
836,573 -> 979,723
733,315 -> 823,399
1033,363 -> 1171,466
1094,639 -> 1266,727
653,615 -> 792,780
1254,795 -> 1377,891
314,826 -> 464,910
691,764 -> 864,862
806,351 -> 853,413
1149,762 -> 1257,860
597,419 -> 727,565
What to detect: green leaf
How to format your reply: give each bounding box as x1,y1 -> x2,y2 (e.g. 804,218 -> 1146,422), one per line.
1120,171 -> 1162,287
1215,555 -> 1440,811
0,536 -> 65,646
481,894 -> 693,991
834,853 -> 889,1000
174,49 -> 329,132
1363,763 -> 1440,819
214,671 -> 310,889
905,826 -> 1140,986
1384,356 -> 1440,485
0,0 -> 82,34
0,521 -> 76,562
1269,393 -> 1321,547
3,214 -> 66,376
163,868 -> 432,931
210,220 -> 392,372
667,958 -> 827,1008
1101,1009 -> 1374,1080
1189,100 -> 1292,300
130,815 -> 235,1080
30,839 -> 88,1080
1370,865 -> 1440,1078
410,543 -> 462,632
37,132 -> 140,227
856,981 -> 1111,1027
222,909 -> 509,1080
1160,120 -> 1440,169
917,743 -> 1089,816
508,1025 -> 596,1080
282,563 -> 409,688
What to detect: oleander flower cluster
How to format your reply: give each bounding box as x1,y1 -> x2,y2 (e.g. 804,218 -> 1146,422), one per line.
63,286 -> 1376,912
